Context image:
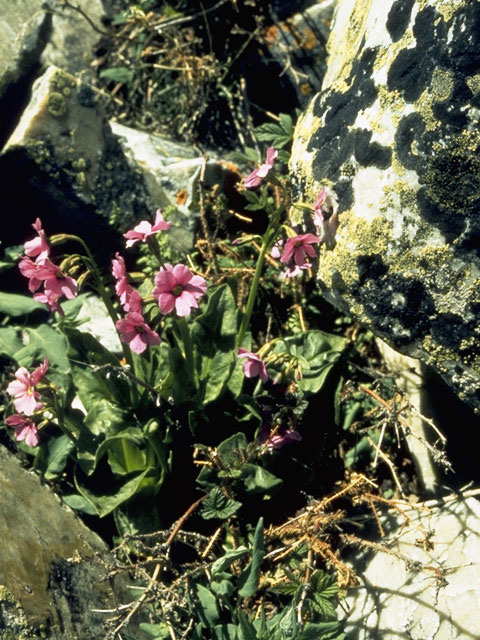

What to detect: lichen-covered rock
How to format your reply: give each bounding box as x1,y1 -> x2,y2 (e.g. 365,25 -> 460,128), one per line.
0,444 -> 130,639
290,0 -> 480,411
340,496 -> 480,639
0,64 -> 152,250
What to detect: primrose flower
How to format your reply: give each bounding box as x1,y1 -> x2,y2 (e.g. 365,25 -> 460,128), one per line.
124,209 -> 171,248
19,256 -> 78,308
116,312 -> 161,354
111,253 -> 136,310
237,348 -> 269,383
5,415 -> 40,447
23,218 -> 49,260
6,358 -> 49,416
33,289 -> 63,313
42,262 -> 78,300
243,147 -> 278,188
153,263 -> 207,317
280,233 -> 320,275
313,187 -> 339,249
270,239 -> 284,259
263,428 -> 302,452
18,256 -> 45,292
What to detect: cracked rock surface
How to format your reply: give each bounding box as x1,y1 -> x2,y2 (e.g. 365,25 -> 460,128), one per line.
340,496 -> 480,639
291,0 -> 480,411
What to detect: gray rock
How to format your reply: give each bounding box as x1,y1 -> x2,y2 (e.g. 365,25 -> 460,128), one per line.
0,2 -> 50,103
76,294 -> 122,353
111,121 -> 240,254
0,444 -> 129,639
1,64 -> 152,243
263,0 -> 337,107
0,0 -> 107,108
290,0 -> 480,411
375,339 -> 440,493
41,0 -> 108,77
340,495 -> 480,639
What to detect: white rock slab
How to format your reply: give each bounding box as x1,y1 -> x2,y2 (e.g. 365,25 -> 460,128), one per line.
341,496 -> 480,639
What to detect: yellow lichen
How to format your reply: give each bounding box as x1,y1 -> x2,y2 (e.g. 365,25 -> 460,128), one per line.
323,0 -> 373,88
431,68 -> 454,102
466,74 -> 480,96
318,214 -> 392,288
415,89 -> 439,132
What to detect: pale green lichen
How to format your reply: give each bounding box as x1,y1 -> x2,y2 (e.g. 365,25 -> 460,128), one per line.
0,585 -> 37,639
431,68 -> 454,102
47,92 -> 67,117
318,214 -> 392,288
466,74 -> 480,96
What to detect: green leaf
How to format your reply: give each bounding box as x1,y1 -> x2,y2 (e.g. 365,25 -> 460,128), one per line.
94,428 -> 148,476
74,465 -> 158,517
75,400 -> 131,475
277,330 -> 346,394
254,121 -> 292,149
238,518 -> 264,598
84,399 -> 130,438
210,579 -> 234,599
202,349 -> 236,405
71,365 -> 120,410
168,345 -> 197,405
237,611 -> 257,640
0,292 -> 44,316
212,547 -> 249,575
212,623 -> 238,640
100,66 -> 134,84
0,326 -> 22,358
192,285 -> 238,403
61,493 -> 97,515
279,113 -> 293,136
15,325 -> 70,372
194,584 -> 220,627
200,486 -> 242,520
240,463 -> 282,495
43,434 -> 75,480
299,621 -> 345,640
139,622 -> 170,639
0,245 -> 23,273
217,432 -> 248,469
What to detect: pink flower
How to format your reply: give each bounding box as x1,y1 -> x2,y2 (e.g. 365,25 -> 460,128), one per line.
6,358 -> 48,416
264,428 -> 302,451
19,257 -> 78,305
124,209 -> 171,248
237,348 -> 269,383
313,187 -> 339,250
33,289 -> 63,313
24,218 -> 50,260
111,253 -> 136,310
5,415 -> 39,447
153,263 -> 207,317
270,239 -> 284,259
243,147 -> 278,188
280,234 -> 320,276
42,264 -> 78,300
116,312 -> 161,354
313,187 -> 338,226
18,256 -> 46,292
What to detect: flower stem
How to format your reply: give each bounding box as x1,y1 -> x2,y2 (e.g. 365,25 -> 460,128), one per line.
176,316 -> 196,385
56,234 -> 134,370
237,223 -> 278,348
